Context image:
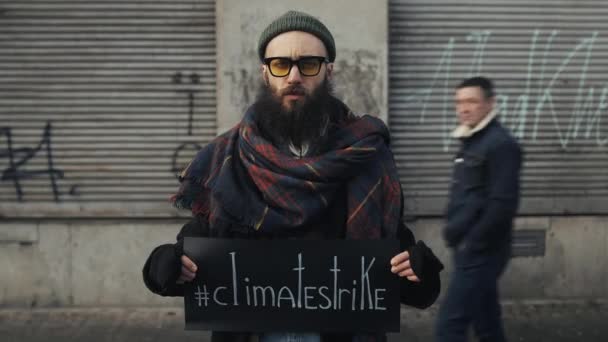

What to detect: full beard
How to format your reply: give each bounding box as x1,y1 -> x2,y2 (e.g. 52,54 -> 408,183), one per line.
252,79 -> 337,155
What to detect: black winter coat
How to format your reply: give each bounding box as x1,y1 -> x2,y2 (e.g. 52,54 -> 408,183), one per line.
444,119 -> 523,254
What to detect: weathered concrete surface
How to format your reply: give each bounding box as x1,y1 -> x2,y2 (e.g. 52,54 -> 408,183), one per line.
0,221 -> 186,307
0,223 -> 70,307
407,217 -> 608,301
1,301 -> 607,342
1,216 -> 607,307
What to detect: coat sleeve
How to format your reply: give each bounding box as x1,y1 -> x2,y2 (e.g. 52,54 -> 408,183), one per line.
142,215 -> 210,297
397,220 -> 444,309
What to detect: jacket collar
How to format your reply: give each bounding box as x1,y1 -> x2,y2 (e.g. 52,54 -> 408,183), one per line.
451,109 -> 497,139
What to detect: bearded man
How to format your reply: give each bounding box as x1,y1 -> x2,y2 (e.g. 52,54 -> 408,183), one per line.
143,10 -> 443,342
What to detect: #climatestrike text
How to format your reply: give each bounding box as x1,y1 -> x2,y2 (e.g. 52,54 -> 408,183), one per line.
193,252 -> 387,311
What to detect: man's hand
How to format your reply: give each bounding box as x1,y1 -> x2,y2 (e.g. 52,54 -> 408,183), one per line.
176,255 -> 198,284
390,251 -> 420,282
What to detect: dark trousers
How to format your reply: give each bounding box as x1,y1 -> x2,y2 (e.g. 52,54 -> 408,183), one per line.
435,246 -> 510,342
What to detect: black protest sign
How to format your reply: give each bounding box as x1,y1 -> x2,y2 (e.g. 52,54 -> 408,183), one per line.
183,238 -> 400,332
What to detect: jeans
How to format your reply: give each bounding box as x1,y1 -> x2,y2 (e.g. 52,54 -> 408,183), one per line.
259,333 -> 321,342
435,245 -> 510,342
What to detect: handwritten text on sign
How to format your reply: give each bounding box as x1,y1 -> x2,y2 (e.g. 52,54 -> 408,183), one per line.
183,238 -> 400,332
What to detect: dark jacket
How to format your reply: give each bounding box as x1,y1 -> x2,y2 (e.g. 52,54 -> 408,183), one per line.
444,118 -> 523,254
143,186 -> 443,342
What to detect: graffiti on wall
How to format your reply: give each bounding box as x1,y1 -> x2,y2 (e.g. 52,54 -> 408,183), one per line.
401,30 -> 608,151
0,122 -> 69,202
170,71 -> 203,175
334,49 -> 383,116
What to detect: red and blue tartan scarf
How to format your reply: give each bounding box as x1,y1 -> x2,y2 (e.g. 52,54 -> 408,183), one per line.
172,103 -> 402,240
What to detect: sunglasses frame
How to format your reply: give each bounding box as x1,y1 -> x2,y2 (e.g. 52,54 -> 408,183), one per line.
263,56 -> 329,77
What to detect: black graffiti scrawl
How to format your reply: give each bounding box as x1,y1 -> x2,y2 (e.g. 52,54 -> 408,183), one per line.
171,71 -> 203,175
0,122 -> 64,202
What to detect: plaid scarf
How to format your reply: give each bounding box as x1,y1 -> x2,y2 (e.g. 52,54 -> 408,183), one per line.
172,102 -> 402,240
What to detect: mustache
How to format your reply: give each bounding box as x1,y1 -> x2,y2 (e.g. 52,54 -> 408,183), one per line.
280,85 -> 306,96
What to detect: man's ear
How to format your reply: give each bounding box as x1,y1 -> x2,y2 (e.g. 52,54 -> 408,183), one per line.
326,63 -> 334,80
489,95 -> 497,110
262,65 -> 269,85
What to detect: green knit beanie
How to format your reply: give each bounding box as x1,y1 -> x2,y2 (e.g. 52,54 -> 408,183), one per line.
258,11 -> 336,62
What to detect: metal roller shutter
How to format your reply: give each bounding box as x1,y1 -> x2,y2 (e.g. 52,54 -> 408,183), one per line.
0,0 -> 216,217
390,0 -> 608,215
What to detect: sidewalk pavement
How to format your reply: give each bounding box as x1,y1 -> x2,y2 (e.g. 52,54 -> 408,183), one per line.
1,300 -> 607,342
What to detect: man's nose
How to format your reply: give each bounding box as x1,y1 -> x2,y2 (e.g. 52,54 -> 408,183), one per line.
287,64 -> 302,83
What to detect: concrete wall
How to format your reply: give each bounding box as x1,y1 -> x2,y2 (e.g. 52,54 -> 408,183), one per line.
1,216 -> 607,307
0,220 -> 185,307
215,0 -> 388,133
409,217 -> 608,301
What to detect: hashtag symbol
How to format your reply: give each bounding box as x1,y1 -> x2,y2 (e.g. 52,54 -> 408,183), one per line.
194,285 -> 210,307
